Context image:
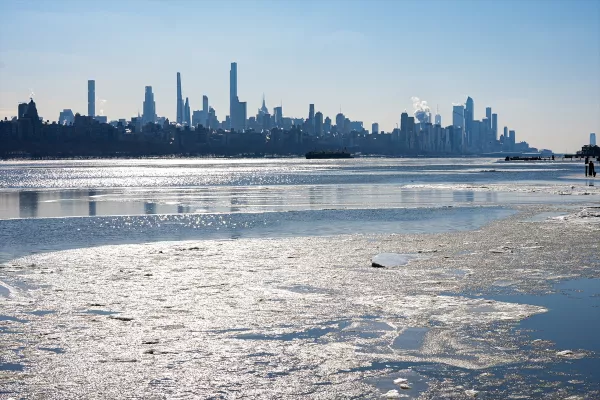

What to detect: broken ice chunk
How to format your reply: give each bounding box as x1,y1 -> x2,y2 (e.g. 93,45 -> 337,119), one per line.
371,253 -> 413,268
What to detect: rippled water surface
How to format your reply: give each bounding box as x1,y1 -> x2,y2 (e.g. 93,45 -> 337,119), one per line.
0,158 -> 590,260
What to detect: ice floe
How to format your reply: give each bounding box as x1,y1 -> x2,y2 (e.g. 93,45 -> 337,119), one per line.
371,253 -> 415,268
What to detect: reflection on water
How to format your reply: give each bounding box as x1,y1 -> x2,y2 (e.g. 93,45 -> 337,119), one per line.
18,191 -> 38,219
144,202 -> 157,215
0,158 -> 592,220
0,206 -> 514,263
0,185 -> 587,220
88,189 -> 96,216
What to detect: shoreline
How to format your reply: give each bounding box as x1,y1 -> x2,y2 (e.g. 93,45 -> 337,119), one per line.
1,154 -> 590,162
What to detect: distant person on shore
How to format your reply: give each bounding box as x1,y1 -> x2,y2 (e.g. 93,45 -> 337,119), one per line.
590,160 -> 596,177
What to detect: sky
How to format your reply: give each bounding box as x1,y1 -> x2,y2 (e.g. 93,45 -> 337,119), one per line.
0,0 -> 599,152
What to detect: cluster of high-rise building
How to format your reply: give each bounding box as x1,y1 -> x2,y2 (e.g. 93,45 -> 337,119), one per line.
143,63 -> 528,154
1,61 -> 552,157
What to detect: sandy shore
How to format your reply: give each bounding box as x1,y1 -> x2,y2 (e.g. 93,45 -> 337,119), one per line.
1,203 -> 599,399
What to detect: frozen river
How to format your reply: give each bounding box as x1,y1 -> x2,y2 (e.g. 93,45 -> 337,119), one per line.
0,158 -> 599,398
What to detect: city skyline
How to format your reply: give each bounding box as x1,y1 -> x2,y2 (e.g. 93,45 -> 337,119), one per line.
0,64 -> 563,153
0,0 -> 598,152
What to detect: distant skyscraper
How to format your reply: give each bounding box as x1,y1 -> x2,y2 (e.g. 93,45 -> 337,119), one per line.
453,105 -> 465,148
465,97 -> 474,117
208,107 -> 217,129
184,97 -> 191,126
465,97 -> 474,137
274,106 -> 283,127
400,112 -> 409,132
176,72 -> 183,124
203,95 -> 209,113
434,104 -> 442,126
230,63 -> 237,105
452,105 -> 465,128
407,117 -> 415,136
308,104 -> 315,134
88,80 -> 95,117
315,111 -> 323,136
591,133 -> 597,146
335,113 -> 345,131
230,62 -> 237,130
509,130 -> 516,147
471,120 -> 481,149
503,126 -> 508,140
491,113 -> 498,140
481,118 -> 490,146
372,122 -> 379,134
258,95 -> 269,116
198,95 -> 208,127
142,86 -> 156,126
485,107 -> 492,129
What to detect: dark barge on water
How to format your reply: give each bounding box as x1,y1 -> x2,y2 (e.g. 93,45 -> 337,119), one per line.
305,150 -> 353,159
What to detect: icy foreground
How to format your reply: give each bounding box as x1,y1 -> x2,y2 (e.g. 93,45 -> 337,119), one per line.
1,206 -> 599,398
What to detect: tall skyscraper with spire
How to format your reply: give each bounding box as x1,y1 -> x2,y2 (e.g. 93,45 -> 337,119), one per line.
88,80 -> 95,117
308,104 -> 315,134
184,97 -> 191,126
464,97 -> 474,147
465,97 -> 474,131
258,94 -> 268,116
176,72 -> 183,124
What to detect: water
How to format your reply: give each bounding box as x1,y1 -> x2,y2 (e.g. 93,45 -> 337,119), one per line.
0,206 -> 515,263
487,278 -> 600,353
0,158 -> 581,190
0,157 -> 598,398
0,158 -> 592,262
392,327 -> 430,350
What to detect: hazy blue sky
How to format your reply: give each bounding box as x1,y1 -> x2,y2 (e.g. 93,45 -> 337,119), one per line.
1,0 -> 598,151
